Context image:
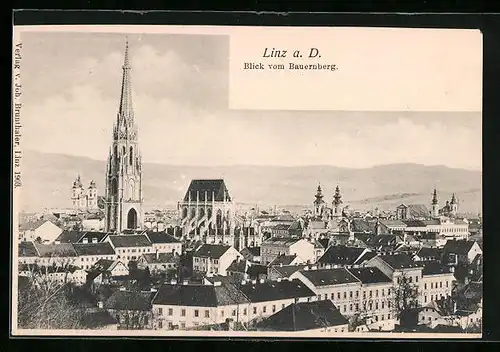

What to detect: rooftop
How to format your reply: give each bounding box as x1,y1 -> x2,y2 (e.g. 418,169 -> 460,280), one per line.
300,268 -> 360,286
318,246 -> 367,266
19,241 -> 38,257
347,267 -> 392,284
238,279 -> 316,303
269,254 -> 298,267
183,179 -> 231,202
33,243 -> 78,258
193,244 -> 232,259
377,253 -> 424,270
108,234 -> 152,248
73,242 -> 116,256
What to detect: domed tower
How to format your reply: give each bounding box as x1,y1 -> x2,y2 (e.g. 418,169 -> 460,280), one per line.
431,188 -> 439,217
87,180 -> 98,209
313,183 -> 326,218
333,185 -> 343,218
71,175 -> 84,210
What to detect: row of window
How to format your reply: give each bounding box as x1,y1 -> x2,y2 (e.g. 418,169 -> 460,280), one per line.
397,276 -> 420,284
116,248 -> 151,254
320,288 -> 393,301
424,281 -> 449,290
157,303 -> 288,319
193,266 -> 219,273
193,258 -> 219,264
318,297 -> 393,313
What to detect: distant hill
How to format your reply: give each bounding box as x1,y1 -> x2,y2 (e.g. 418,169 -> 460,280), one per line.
18,150 -> 482,214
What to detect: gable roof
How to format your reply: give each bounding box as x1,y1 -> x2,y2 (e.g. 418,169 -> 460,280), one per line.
240,247 -> 260,257
256,300 -> 348,331
269,265 -> 307,278
269,254 -> 298,266
237,279 -> 316,302
145,231 -> 181,244
376,253 -> 423,270
226,259 -> 248,273
318,246 -> 366,266
91,259 -> 125,273
152,283 -> 249,307
73,242 -> 116,256
19,219 -> 59,232
33,243 -> 78,257
193,244 -> 232,259
422,261 -> 453,276
104,290 -> 153,311
108,235 -> 152,248
183,179 -> 231,202
415,247 -> 442,260
347,267 -> 392,284
442,240 -> 478,255
299,268 -> 360,286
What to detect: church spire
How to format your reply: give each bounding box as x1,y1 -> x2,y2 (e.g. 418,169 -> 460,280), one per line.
450,193 -> 457,205
333,185 -> 342,206
117,37 -> 134,129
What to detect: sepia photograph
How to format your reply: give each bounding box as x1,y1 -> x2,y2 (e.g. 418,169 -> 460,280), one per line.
11,25 -> 482,338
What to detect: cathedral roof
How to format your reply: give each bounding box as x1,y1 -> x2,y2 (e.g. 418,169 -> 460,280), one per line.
183,179 -> 231,202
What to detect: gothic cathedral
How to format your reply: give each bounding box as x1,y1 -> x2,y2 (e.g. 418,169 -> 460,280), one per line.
104,39 -> 143,233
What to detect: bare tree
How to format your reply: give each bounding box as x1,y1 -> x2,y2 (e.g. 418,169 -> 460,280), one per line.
392,272 -> 419,325
114,309 -> 153,330
17,263 -> 85,329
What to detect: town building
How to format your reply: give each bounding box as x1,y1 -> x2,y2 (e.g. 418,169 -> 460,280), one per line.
106,235 -> 153,266
421,262 -> 455,304
260,237 -> 315,265
144,231 -> 182,255
19,219 -> 63,243
73,242 -> 117,270
137,252 -> 180,274
192,244 -> 242,275
317,246 -> 371,268
441,240 -> 482,267
104,40 -> 144,233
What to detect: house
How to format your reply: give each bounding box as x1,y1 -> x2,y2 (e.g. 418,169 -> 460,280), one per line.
240,247 -> 261,263
152,281 -> 251,330
317,246 -> 370,268
88,259 -> 130,285
413,247 -> 442,262
226,258 -> 252,280
441,240 -> 482,267
256,300 -> 349,333
267,264 -> 307,281
421,261 -> 454,305
73,242 -> 117,270
144,231 -> 182,255
55,230 -> 110,244
137,252 -> 181,273
19,219 -> 63,243
290,267 -> 361,316
106,235 -> 153,266
346,266 -> 395,330
32,242 -> 79,267
104,290 -> 154,329
363,253 -> 424,286
313,240 -> 326,262
192,244 -> 242,276
260,237 -> 315,265
236,278 -> 317,321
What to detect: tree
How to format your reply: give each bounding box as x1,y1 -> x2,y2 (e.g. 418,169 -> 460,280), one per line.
17,264 -> 85,329
392,272 -> 420,327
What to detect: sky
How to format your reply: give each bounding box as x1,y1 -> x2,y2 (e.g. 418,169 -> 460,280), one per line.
20,31 -> 482,171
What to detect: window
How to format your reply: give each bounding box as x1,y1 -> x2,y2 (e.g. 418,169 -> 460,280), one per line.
194,310 -> 199,317
181,309 -> 186,317
355,303 -> 359,311
415,276 -> 419,283
337,292 -> 341,299
144,316 -> 149,325
409,277 -> 413,283
363,291 -> 366,299
356,291 -> 359,298
331,293 -> 334,299
221,310 -> 225,317
243,308 -> 247,315
446,281 -> 449,288
424,283 -> 427,290
205,310 -> 210,318
253,307 -> 257,315
349,304 -> 353,311
382,301 -> 385,309
272,305 -> 276,313
375,302 -> 378,309
158,320 -> 162,328
232,309 -> 236,316
382,289 -> 385,297
376,290 -> 379,297
388,314 -> 391,319
369,290 -> 372,298
388,289 -> 391,295
168,308 -> 173,316
158,308 -> 163,315
324,294 -> 328,300
349,291 -> 353,298
440,282 -> 442,288
431,283 -> 434,289
181,322 -> 186,329
263,306 -> 267,313
343,292 -> 347,299
343,305 -> 346,312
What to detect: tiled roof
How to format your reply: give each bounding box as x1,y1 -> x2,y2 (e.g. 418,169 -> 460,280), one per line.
146,231 -> 181,244
241,247 -> 260,257
262,237 -> 302,246
318,246 -> 366,265
415,247 -> 442,260
256,300 -> 348,331
108,235 -> 152,248
152,283 -> 249,307
33,243 -> 78,257
77,231 -> 110,243
270,265 -> 307,278
442,240 -> 477,255
269,254 -> 298,266
353,251 -> 377,265
406,204 -> 431,218
318,239 -> 330,250
351,219 -> 376,233
19,219 -> 57,232
300,268 -> 360,286
347,267 -> 392,284
422,261 -> 453,276
55,230 -> 85,243
104,290 -> 153,311
73,242 -> 116,256
19,241 -> 38,257
142,252 -> 180,264
193,244 -> 231,259
377,253 -> 423,270
91,259 -> 123,273
227,259 -> 248,273
183,179 -> 231,202
237,279 -> 315,303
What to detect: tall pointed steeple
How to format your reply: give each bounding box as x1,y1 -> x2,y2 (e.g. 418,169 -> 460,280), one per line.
116,37 -> 136,138
333,185 -> 343,217
432,188 -> 438,205
450,193 -> 457,205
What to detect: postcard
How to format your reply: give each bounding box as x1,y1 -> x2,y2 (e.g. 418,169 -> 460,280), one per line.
11,24 -> 482,338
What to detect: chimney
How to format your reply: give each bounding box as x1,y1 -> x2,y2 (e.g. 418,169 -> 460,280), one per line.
97,301 -> 103,309
170,279 -> 177,285
277,278 -> 282,282
304,266 -> 309,271
182,280 -> 189,285
82,238 -> 89,244
259,278 -> 265,284
241,280 -> 246,285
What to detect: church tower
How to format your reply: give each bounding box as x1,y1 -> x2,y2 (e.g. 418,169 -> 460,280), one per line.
431,188 -> 439,217
450,193 -> 458,217
104,39 -> 143,233
333,185 -> 343,218
313,183 -> 325,218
